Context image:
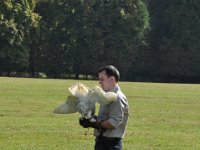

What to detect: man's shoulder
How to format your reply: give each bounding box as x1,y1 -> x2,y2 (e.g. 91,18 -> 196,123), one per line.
116,90 -> 126,99
112,85 -> 128,104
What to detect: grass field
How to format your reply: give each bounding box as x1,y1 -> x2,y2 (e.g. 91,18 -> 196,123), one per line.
0,77 -> 200,150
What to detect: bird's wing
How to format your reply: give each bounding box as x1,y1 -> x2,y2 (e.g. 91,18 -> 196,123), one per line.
68,83 -> 89,98
53,95 -> 79,114
89,86 -> 118,105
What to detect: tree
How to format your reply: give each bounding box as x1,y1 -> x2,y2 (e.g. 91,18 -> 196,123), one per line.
34,0 -> 149,80
148,0 -> 200,82
35,0 -> 80,78
0,0 -> 40,74
89,0 -> 150,80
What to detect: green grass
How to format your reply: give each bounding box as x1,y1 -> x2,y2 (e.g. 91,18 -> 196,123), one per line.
0,77 -> 200,150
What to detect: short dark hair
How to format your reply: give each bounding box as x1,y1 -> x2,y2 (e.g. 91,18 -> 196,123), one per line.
98,65 -> 120,82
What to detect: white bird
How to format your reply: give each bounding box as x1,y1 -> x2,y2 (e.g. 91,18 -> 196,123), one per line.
53,83 -> 118,122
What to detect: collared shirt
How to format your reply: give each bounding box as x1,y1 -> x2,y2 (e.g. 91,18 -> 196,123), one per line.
94,86 -> 129,138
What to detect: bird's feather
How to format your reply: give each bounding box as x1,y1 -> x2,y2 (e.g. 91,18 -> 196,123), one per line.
68,83 -> 89,98
53,83 -> 117,120
53,95 -> 78,114
89,86 -> 118,105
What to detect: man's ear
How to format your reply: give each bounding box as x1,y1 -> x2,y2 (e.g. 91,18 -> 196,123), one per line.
110,76 -> 115,81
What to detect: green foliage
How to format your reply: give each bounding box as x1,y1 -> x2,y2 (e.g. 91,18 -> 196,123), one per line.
0,0 -> 40,72
1,0 -> 200,82
0,46 -> 29,72
0,0 -> 40,45
0,0 -> 149,80
34,0 -> 149,79
35,0 -> 78,77
149,0 -> 200,81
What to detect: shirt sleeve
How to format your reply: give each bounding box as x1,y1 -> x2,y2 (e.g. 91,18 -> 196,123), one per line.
108,95 -> 127,129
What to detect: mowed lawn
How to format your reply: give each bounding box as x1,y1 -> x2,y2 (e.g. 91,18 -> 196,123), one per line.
0,77 -> 200,150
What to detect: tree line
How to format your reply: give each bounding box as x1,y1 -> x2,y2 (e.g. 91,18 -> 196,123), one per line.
0,0 -> 200,83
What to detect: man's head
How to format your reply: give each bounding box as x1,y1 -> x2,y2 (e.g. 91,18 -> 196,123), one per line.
98,65 -> 120,91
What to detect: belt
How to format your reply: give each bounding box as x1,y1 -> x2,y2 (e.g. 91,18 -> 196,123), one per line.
96,130 -> 122,141
97,135 -> 122,141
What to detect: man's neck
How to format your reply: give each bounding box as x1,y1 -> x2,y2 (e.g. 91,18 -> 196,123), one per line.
108,83 -> 118,92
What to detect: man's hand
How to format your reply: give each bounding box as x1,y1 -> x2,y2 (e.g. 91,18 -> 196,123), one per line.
79,117 -> 99,129
79,117 -> 91,128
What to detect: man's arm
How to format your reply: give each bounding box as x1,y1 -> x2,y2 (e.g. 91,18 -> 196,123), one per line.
80,94 -> 126,130
99,120 -> 114,129
79,118 -> 114,130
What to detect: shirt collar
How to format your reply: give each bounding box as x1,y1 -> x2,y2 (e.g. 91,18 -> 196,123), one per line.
109,85 -> 120,93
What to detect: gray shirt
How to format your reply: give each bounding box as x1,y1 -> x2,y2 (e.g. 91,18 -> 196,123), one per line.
94,86 -> 129,138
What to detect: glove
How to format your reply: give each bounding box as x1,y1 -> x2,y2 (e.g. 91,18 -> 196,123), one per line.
79,117 -> 99,129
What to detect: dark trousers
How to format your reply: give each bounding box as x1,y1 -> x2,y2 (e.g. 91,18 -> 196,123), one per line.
95,136 -> 122,150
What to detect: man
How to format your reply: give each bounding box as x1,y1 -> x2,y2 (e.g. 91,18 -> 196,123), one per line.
79,65 -> 129,150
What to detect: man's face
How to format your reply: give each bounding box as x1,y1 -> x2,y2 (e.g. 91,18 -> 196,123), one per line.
98,70 -> 113,91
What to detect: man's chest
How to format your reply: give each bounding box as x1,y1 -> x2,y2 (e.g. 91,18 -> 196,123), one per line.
98,105 -> 110,119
